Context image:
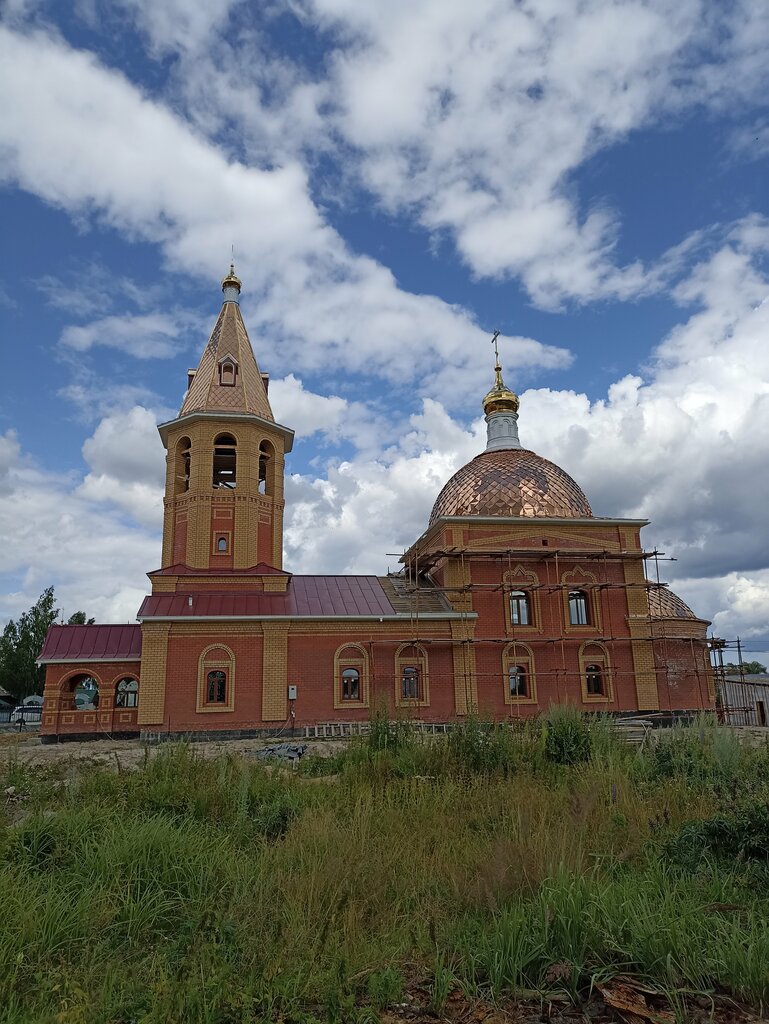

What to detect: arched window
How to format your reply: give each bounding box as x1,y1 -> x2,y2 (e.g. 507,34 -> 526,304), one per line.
502,643 -> 536,705
509,590 -> 531,626
568,589 -> 589,626
334,644 -> 369,708
259,440 -> 275,496
197,645 -> 235,712
579,642 -> 611,702
508,664 -> 528,698
341,667 -> 360,701
395,643 -> 429,707
115,677 -> 139,708
174,436 -> 191,495
585,664 -> 603,696
70,674 -> 100,710
503,567 -> 540,634
217,536 -> 228,552
218,357 -> 237,387
213,434 -> 237,489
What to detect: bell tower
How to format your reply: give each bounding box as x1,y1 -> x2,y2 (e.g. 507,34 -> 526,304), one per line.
157,266 -> 294,570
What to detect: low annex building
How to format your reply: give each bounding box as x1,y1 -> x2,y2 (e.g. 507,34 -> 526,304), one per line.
38,268 -> 715,742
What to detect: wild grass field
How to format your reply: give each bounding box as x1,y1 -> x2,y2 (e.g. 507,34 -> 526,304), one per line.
2,709 -> 769,1024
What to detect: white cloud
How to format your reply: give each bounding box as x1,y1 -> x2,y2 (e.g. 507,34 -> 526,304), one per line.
294,0 -> 769,306
79,406 -> 166,526
0,430 -> 21,495
0,436 -> 159,625
269,374 -> 348,438
60,312 -> 187,358
0,23 -> 571,399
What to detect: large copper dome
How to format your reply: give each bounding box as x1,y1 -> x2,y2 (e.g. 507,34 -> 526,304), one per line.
430,448 -> 592,523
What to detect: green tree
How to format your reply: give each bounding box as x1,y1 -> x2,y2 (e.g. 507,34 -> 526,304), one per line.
723,660 -> 767,675
67,611 -> 95,625
0,587 -> 60,700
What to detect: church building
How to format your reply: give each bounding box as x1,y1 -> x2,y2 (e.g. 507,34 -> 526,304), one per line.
38,268 -> 715,742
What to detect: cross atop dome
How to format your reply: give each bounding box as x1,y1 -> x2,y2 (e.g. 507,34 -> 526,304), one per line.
482,330 -> 521,451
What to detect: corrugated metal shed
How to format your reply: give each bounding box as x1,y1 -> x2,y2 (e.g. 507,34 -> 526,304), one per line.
39,624 -> 142,663
718,674 -> 769,726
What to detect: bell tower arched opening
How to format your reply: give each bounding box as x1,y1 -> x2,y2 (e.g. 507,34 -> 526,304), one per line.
213,433 -> 237,489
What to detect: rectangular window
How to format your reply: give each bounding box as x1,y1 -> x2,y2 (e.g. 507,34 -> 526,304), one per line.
585,664 -> 604,696
341,668 -> 360,701
509,591 -> 531,626
206,670 -> 227,703
508,665 -> 528,697
401,666 -> 420,700
568,590 -> 589,626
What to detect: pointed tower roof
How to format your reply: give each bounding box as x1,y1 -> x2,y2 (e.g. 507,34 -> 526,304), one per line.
179,266 -> 274,421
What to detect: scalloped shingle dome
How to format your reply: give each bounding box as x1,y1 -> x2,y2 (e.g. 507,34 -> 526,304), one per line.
648,586 -> 698,619
430,448 -> 592,523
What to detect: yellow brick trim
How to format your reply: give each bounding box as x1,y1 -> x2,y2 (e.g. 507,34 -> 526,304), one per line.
450,619 -> 476,714
263,576 -> 289,592
137,624 -> 170,725
463,528 -> 622,551
443,558 -> 472,612
262,623 -> 289,721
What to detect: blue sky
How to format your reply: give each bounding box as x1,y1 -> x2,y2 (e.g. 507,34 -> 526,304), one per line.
0,0 -> 768,661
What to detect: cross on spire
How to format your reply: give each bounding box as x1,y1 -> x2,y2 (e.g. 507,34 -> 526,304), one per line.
491,329 -> 501,366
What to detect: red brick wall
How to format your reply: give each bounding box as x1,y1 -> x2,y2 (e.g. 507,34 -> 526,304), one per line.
162,631 -> 264,732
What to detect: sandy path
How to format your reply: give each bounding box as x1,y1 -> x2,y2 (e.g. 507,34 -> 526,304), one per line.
0,730 -> 348,770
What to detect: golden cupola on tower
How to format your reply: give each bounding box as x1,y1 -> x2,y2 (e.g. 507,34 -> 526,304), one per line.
482,363 -> 519,415
430,332 -> 592,523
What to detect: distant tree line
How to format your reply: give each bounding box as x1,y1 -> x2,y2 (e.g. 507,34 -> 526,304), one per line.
0,587 -> 93,700
722,661 -> 767,675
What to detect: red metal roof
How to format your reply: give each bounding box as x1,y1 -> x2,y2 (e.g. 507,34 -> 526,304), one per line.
148,562 -> 290,577
138,575 -> 398,619
38,624 -> 142,663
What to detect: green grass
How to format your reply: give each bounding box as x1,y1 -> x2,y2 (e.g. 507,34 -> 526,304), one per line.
2,712 -> 769,1022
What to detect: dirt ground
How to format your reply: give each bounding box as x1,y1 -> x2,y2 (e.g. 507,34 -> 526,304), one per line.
0,728 -> 347,770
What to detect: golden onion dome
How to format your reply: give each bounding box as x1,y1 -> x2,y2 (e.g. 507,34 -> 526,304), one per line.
483,364 -> 519,415
221,262 -> 242,293
429,448 -> 592,523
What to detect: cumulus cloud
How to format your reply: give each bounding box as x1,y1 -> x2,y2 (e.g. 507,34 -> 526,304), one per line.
0,24 -> 569,402
0,434 -> 159,624
294,0 -> 769,306
0,430 -> 21,496
79,406 -> 166,526
60,312 -> 188,358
